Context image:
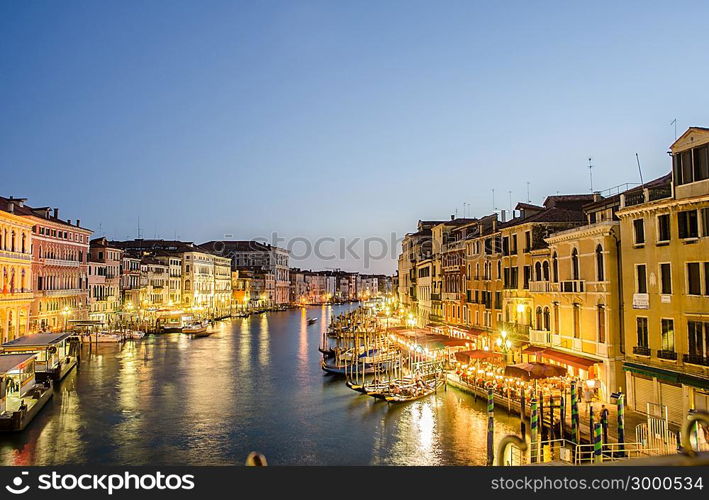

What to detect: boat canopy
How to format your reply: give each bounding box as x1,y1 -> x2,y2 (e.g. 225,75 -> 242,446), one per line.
0,353 -> 36,374
2,332 -> 75,349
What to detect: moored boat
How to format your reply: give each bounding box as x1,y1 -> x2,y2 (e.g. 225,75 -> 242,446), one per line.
182,321 -> 208,334
0,353 -> 54,432
307,318 -> 317,325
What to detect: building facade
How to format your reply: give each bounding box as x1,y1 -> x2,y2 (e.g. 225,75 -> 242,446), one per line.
0,200 -> 34,341
619,127 -> 709,423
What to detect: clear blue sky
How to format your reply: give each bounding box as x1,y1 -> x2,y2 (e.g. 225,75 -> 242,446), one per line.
2,1 -> 708,273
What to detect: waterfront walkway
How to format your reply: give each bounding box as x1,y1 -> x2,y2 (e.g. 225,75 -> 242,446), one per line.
446,373 -> 671,445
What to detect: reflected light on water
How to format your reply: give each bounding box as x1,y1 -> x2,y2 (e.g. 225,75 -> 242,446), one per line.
0,305 -> 520,466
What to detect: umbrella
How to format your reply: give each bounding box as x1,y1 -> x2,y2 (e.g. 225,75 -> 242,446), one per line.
504,362 -> 567,381
455,350 -> 504,363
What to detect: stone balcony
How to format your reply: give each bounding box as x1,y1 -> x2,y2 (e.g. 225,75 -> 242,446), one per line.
43,258 -> 81,267
42,288 -> 85,297
0,250 -> 31,261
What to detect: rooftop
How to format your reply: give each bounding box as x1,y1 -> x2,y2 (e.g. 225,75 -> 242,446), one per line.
2,332 -> 75,348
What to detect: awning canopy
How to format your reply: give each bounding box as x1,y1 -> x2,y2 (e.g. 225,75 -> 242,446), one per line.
442,339 -> 471,347
0,354 -> 36,374
523,345 -> 547,354
541,348 -> 597,370
455,350 -> 503,363
2,332 -> 75,349
504,362 -> 567,381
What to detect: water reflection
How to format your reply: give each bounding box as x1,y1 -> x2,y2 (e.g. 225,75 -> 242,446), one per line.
0,304 -> 519,465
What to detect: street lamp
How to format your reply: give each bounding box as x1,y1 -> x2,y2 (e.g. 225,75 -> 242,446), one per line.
61,306 -> 72,331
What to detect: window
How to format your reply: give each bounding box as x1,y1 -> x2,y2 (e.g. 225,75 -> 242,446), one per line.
597,305 -> 606,343
687,263 -> 702,295
523,266 -> 531,289
552,253 -> 558,282
524,231 -> 531,252
534,262 -> 542,281
657,214 -> 670,242
595,245 -> 604,281
511,234 -> 518,254
636,317 -> 648,347
636,264 -> 647,294
553,303 -> 560,333
543,307 -> 550,331
542,261 -> 549,281
536,307 -> 543,329
572,304 -> 580,339
571,248 -> 579,280
633,219 -> 645,244
694,145 -> 709,182
703,208 -> 709,237
688,321 -> 709,358
660,263 -> 672,295
661,319 -> 675,352
678,210 -> 699,239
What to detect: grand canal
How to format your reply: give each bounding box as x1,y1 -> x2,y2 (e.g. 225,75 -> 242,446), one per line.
0,304 -> 518,466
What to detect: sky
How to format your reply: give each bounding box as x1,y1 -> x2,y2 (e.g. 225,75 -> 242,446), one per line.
2,1 -> 708,274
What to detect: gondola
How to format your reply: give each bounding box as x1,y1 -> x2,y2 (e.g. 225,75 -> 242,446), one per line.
307,318 -> 317,325
383,378 -> 444,403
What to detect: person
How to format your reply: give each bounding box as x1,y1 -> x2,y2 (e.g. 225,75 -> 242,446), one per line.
600,404 -> 610,444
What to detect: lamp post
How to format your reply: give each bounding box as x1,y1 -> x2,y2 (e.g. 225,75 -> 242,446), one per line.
496,329 -> 512,362
61,306 -> 72,331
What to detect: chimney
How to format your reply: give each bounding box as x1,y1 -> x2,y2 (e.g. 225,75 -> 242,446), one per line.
53,208 -> 59,219
76,219 -> 80,227
68,219 -> 72,225
450,214 -> 455,220
7,202 -> 14,214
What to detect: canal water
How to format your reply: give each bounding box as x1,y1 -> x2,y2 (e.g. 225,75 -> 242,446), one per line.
0,304 -> 519,466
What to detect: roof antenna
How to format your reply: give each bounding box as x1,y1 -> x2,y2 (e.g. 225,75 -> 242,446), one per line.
526,181 -> 531,203
636,153 -> 645,188
492,189 -> 496,211
588,157 -> 594,192
508,190 -> 512,215
670,118 -> 677,140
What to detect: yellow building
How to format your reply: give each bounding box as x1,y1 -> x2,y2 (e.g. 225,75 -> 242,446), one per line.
619,127 -> 709,424
529,217 -> 623,402
496,196 -> 594,357
0,204 -> 34,341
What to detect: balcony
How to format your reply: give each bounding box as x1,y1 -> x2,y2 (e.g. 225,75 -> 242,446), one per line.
529,281 -> 550,292
430,293 -> 441,301
529,329 -> 551,345
43,258 -> 81,267
657,349 -> 677,361
0,250 -> 31,261
571,338 -> 583,351
632,345 -> 651,356
559,280 -> 585,293
683,354 -> 709,366
42,288 -> 84,297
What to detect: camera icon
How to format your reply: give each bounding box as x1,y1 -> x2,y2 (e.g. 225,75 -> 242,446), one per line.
5,471 -> 30,495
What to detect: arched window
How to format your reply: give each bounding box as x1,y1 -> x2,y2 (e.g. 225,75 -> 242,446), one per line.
597,304 -> 606,343
21,233 -> 26,253
571,248 -> 579,280
596,244 -> 604,281
536,306 -> 543,329
542,261 -> 550,281
543,307 -> 551,331
552,253 -> 559,282
184,280 -> 191,291
534,262 -> 542,281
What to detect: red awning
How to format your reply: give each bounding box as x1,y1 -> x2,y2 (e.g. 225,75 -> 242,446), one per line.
541,349 -> 597,370
455,350 -> 503,362
523,345 -> 547,354
442,338 -> 471,347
